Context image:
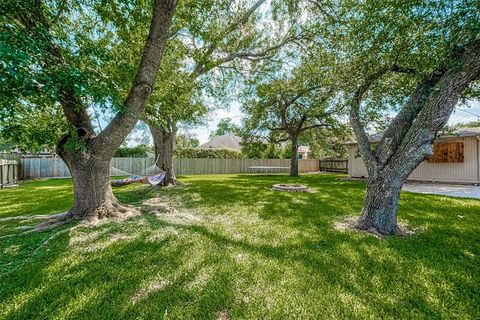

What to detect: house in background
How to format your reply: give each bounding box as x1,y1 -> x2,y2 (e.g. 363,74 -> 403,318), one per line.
297,146 -> 310,159
198,133 -> 242,150
346,127 -> 480,184
200,133 -> 311,159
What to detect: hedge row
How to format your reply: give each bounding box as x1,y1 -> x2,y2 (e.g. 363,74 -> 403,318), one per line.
114,145 -> 149,158
174,148 -> 243,159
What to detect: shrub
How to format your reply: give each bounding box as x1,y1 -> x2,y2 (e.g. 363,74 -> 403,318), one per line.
114,145 -> 149,158
174,148 -> 243,159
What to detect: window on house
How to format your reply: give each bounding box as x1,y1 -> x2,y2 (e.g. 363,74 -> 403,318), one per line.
427,142 -> 464,163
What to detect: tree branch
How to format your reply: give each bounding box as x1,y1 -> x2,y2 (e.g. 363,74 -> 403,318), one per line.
299,123 -> 329,132
390,39 -> 480,177
95,0 -> 177,154
192,0 -> 267,76
349,67 -> 390,168
375,73 -> 443,165
195,34 -> 296,77
391,64 -> 419,75
269,136 -> 290,143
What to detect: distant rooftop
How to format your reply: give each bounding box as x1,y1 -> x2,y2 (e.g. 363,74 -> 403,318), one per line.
198,134 -> 242,150
298,146 -> 310,153
455,127 -> 480,137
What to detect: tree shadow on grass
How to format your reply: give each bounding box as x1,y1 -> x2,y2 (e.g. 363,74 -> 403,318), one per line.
0,215 -> 244,319
1,207 -> 478,319
1,174 -> 479,319
172,174 -> 365,232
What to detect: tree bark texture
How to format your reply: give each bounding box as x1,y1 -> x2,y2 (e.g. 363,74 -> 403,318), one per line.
59,150 -> 136,222
351,40 -> 480,234
290,140 -> 299,177
40,0 -> 178,220
356,175 -> 403,234
149,121 -> 177,186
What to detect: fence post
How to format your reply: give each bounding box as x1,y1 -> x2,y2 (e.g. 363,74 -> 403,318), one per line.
0,164 -> 3,189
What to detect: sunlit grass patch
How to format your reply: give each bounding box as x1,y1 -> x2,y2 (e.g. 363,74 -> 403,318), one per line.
0,174 -> 479,319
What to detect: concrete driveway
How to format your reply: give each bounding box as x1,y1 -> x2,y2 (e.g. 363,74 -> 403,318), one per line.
403,183 -> 480,199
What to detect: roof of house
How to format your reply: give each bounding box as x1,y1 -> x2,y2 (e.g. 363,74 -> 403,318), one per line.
455,127 -> 480,137
345,127 -> 480,145
198,134 -> 242,150
297,146 -> 310,153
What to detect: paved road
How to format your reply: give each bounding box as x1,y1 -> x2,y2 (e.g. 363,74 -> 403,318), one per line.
403,183 -> 480,199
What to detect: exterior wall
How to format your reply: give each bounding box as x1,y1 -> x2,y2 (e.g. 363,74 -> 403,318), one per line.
348,136 -> 480,184
348,146 -> 368,177
297,151 -> 308,159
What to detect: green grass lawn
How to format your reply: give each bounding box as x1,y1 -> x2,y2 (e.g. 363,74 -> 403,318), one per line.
0,174 -> 479,319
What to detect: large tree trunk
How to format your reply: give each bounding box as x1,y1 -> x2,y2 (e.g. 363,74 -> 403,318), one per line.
356,174 -> 403,234
290,140 -> 299,177
60,151 -> 137,221
26,0 -> 178,222
350,40 -> 480,235
149,122 -> 177,186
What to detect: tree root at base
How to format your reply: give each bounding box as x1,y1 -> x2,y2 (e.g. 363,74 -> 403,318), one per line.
1,203 -> 140,240
68,203 -> 140,225
355,220 -> 413,237
333,216 -> 415,238
0,218 -> 72,240
0,212 -> 70,223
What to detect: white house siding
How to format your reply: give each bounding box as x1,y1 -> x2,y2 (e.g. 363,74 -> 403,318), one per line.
348,136 -> 480,184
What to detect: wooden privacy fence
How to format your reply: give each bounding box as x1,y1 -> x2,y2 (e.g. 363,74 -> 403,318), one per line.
319,159 -> 348,173
0,160 -> 20,188
0,153 -> 21,161
21,158 -> 321,179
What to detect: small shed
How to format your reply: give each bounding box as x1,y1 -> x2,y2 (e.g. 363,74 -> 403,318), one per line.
297,146 -> 310,159
346,127 -> 480,184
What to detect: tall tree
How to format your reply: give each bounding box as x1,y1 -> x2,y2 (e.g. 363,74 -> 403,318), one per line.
210,118 -> 241,137
1,0 -> 177,221
146,0 -> 302,185
298,126 -> 350,159
324,0 -> 480,234
242,63 -> 341,176
144,45 -> 208,186
175,132 -> 199,149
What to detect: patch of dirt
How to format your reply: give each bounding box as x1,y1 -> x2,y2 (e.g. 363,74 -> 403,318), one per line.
84,205 -> 140,226
216,310 -> 230,320
132,278 -> 169,304
333,216 -> 416,239
143,196 -> 203,225
70,231 -> 136,252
